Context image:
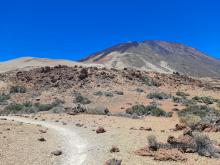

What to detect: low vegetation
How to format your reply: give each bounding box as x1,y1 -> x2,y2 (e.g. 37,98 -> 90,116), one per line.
193,132 -> 219,158
192,96 -> 216,105
176,91 -> 190,98
147,135 -> 159,151
0,93 -> 10,105
146,131 -> 220,158
179,114 -> 201,129
10,85 -> 26,93
74,93 -> 91,104
134,75 -> 161,87
178,105 -> 220,118
173,96 -> 196,106
147,92 -> 171,100
126,104 -> 171,117
178,105 -> 220,131
2,101 -> 62,115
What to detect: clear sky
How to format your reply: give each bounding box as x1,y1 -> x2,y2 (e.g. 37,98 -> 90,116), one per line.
0,0 -> 219,61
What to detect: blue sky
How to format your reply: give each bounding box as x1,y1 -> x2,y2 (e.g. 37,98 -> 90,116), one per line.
0,0 -> 219,61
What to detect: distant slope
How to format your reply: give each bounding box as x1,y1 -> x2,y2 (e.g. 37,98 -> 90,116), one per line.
81,41 -> 220,77
0,57 -> 102,73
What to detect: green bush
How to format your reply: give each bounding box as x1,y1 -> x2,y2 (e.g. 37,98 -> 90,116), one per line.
10,86 -> 26,93
126,104 -> 167,117
147,92 -> 170,100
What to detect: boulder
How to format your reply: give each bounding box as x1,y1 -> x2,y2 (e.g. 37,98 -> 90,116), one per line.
154,148 -> 186,161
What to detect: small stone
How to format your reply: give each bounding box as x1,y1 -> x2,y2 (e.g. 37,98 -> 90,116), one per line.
96,127 -> 106,134
38,137 -> 46,142
110,146 -> 120,153
51,150 -> 62,156
62,122 -> 67,125
39,129 -> 47,133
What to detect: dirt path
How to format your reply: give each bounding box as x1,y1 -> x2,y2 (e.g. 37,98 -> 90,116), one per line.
0,116 -> 88,165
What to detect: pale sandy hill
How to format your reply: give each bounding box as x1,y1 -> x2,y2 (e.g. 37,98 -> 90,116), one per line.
0,57 -> 103,73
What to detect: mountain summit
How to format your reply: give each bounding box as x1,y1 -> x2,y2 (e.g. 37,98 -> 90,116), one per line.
81,41 -> 220,77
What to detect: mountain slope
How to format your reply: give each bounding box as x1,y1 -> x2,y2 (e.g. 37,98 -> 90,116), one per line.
81,41 -> 220,77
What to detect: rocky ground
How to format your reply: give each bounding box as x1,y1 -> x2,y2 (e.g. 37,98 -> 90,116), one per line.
0,65 -> 220,164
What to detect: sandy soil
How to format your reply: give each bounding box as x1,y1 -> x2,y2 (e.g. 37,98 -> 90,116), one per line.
2,114 -> 220,165
0,118 -> 62,165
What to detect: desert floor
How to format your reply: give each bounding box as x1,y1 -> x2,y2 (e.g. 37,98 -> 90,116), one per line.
1,114 -> 220,165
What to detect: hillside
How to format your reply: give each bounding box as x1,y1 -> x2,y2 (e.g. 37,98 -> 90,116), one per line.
81,41 -> 220,77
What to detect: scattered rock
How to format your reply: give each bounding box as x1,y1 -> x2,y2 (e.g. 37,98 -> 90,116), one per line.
110,146 -> 120,153
167,135 -> 196,153
172,108 -> 179,111
130,127 -> 137,130
96,127 -> 106,134
183,127 -> 192,136
139,127 -> 152,131
173,123 -> 187,131
105,158 -> 122,165
75,123 -> 84,127
51,150 -> 62,156
67,111 -> 77,116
